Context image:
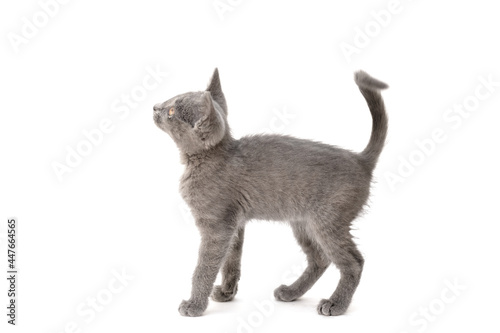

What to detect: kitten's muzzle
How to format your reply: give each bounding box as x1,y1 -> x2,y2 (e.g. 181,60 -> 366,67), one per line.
153,103 -> 162,112
153,104 -> 163,125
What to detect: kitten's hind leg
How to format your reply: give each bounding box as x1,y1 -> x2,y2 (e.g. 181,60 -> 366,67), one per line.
274,224 -> 329,302
313,225 -> 364,316
211,227 -> 245,302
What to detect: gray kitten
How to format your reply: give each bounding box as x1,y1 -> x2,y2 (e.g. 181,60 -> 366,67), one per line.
153,69 -> 388,317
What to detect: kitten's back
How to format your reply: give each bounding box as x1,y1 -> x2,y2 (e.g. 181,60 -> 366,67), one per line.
229,134 -> 370,221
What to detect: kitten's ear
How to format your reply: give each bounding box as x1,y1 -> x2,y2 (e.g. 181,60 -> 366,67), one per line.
206,68 -> 227,114
194,91 -> 226,147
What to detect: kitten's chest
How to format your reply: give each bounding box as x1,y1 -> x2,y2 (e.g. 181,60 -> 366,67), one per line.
179,167 -> 218,217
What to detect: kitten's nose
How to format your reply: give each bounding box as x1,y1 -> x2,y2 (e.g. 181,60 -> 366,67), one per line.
153,103 -> 162,112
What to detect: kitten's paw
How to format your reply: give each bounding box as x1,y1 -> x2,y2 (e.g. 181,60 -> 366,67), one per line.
178,299 -> 207,317
274,284 -> 299,302
211,285 -> 237,302
316,298 -> 349,316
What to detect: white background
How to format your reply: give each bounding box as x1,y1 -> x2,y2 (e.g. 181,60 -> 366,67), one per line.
1,0 -> 499,332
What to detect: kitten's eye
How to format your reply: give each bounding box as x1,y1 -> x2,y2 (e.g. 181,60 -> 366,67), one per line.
168,107 -> 175,118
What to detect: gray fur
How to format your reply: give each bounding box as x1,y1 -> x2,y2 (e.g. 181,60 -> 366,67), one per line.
153,68 -> 388,317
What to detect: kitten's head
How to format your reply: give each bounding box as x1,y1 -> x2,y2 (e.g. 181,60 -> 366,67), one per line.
153,68 -> 229,155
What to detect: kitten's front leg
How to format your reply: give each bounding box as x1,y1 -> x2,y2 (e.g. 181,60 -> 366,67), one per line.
179,226 -> 235,317
212,227 -> 245,302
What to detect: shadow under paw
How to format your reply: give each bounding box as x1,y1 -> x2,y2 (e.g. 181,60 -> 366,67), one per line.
317,298 -> 349,316
178,299 -> 207,317
211,285 -> 237,302
274,284 -> 301,302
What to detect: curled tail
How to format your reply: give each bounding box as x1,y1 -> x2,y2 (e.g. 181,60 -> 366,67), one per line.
354,70 -> 388,170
